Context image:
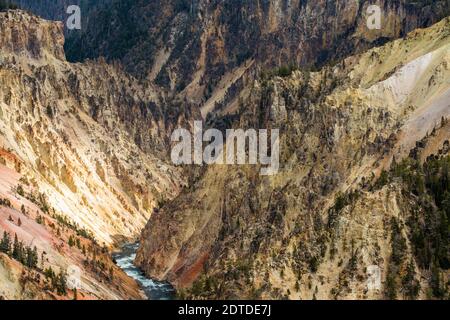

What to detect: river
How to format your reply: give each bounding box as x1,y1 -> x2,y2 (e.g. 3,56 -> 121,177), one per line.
113,242 -> 175,300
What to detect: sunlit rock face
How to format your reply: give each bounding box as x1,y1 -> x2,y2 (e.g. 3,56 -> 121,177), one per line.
136,16 -> 450,299
1,1 -> 449,301
0,10 -> 186,245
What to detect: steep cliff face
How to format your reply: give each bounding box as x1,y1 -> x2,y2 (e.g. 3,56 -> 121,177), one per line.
0,9 -> 65,59
136,17 -> 450,299
0,160 -> 145,300
0,10 -> 194,299
65,0 -> 450,116
0,10 -> 186,244
1,2 -> 449,301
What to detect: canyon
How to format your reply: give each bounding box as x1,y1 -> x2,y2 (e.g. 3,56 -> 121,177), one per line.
0,9 -> 185,299
136,16 -> 450,299
0,0 -> 449,300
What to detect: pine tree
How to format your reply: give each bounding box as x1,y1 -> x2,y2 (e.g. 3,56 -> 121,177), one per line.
45,266 -> 58,290
44,266 -> 55,280
12,233 -> 21,260
0,231 -> 11,255
18,241 -> 25,265
25,246 -> 33,268
56,271 -> 67,296
68,236 -> 75,247
402,260 -> 420,299
23,245 -> 38,269
431,261 -> 444,298
385,272 -> 397,300
31,246 -> 38,268
16,185 -> 24,197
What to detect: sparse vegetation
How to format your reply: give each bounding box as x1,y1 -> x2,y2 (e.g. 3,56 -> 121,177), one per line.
45,106 -> 54,119
327,190 -> 361,228
260,63 -> 299,81
0,197 -> 11,207
52,212 -> 95,242
1,232 -> 39,269
43,266 -> 68,296
376,147 -> 449,299
16,184 -> 24,197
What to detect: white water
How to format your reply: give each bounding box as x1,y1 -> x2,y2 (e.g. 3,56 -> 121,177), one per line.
113,243 -> 175,300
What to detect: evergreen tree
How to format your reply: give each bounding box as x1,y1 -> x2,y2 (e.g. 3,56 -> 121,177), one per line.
0,231 -> 11,255
12,233 -> 21,261
40,251 -> 46,270
44,266 -> 57,290
22,245 -> 38,269
431,261 -> 445,298
16,185 -> 24,197
45,267 -> 58,290
18,241 -> 25,265
56,271 -> 67,296
68,235 -> 75,247
0,197 -> 11,207
36,214 -> 45,225
385,272 -> 397,300
31,246 -> 38,268
402,260 -> 420,299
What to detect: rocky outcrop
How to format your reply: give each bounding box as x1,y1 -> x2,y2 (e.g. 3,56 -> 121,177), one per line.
65,0 -> 450,116
0,162 -> 146,300
0,10 -> 65,59
1,2 -> 449,300
0,10 -> 186,244
136,17 -> 450,299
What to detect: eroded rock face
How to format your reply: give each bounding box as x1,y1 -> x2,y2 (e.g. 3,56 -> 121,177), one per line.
64,0 -> 450,114
0,10 -> 187,244
135,17 -> 450,299
0,11 -> 65,60
2,3 -> 449,300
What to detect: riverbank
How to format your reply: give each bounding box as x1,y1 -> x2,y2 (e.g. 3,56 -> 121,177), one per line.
113,243 -> 175,300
